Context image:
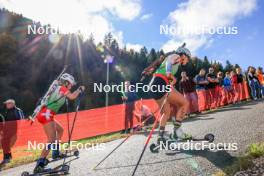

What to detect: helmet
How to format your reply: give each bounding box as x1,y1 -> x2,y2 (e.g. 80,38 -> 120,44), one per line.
60,73 -> 76,85
176,44 -> 191,59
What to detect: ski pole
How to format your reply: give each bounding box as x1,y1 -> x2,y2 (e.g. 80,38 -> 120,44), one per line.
92,108 -> 157,170
92,134 -> 130,170
62,93 -> 83,166
92,118 -> 149,170
131,93 -> 169,176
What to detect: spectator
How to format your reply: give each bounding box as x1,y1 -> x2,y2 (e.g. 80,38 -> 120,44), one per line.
256,67 -> 264,98
231,70 -> 240,103
194,69 -> 209,112
216,72 -> 225,107
247,66 -> 261,100
0,99 -> 24,165
223,72 -> 235,104
133,100 -> 155,131
236,68 -> 244,101
121,81 -> 138,134
206,67 -> 219,109
179,71 -> 198,115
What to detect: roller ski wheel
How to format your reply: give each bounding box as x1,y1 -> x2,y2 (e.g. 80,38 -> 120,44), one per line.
204,133 -> 214,143
73,150 -> 79,157
61,165 -> 70,174
149,143 -> 159,153
149,137 -> 167,153
33,165 -> 45,174
43,158 -> 49,166
21,171 -> 30,176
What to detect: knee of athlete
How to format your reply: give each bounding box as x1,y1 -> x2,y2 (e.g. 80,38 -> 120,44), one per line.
47,135 -> 56,143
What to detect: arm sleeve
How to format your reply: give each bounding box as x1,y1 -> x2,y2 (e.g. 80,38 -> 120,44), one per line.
248,73 -> 253,80
223,78 -> 227,86
18,109 -> 25,119
15,108 -> 25,120
194,76 -> 198,84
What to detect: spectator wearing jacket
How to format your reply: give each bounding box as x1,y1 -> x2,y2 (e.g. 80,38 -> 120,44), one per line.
206,67 -> 219,109
256,67 -> 264,98
247,66 -> 261,100
179,71 -> 198,115
0,99 -> 24,165
194,69 -> 209,112
121,81 -> 138,134
231,70 -> 240,103
223,72 -> 235,104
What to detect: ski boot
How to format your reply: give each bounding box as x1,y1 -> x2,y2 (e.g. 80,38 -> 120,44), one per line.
52,149 -> 67,160
170,127 -> 192,141
33,158 -> 46,174
157,126 -> 167,144
0,153 -> 12,165
170,118 -> 192,141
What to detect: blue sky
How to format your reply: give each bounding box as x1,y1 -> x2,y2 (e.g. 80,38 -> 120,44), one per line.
1,0 -> 263,70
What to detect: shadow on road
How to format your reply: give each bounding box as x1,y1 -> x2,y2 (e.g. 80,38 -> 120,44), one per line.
166,148 -> 236,172
93,155 -> 193,171
93,148 -> 236,175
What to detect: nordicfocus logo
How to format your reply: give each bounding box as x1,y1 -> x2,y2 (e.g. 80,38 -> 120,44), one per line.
160,25 -> 238,36
93,82 -> 171,93
27,140 -> 105,151
153,140 -> 238,151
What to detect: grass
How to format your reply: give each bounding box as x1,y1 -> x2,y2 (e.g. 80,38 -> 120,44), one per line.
214,142 -> 264,176
0,131 -> 129,170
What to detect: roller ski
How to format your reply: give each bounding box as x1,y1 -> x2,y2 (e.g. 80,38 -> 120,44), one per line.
21,161 -> 70,176
42,149 -> 80,166
150,132 -> 215,153
150,117 -> 214,153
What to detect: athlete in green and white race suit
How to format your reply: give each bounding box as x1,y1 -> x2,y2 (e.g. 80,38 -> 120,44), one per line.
150,46 -> 192,143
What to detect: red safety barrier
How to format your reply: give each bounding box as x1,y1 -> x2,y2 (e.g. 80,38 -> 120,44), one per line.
0,99 -> 159,148
184,81 -> 250,112
243,81 -> 250,99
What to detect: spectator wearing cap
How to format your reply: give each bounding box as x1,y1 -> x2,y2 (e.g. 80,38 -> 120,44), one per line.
0,99 -> 24,165
179,71 -> 198,115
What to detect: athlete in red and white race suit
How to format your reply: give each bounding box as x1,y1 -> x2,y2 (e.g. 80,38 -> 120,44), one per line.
34,73 -> 85,173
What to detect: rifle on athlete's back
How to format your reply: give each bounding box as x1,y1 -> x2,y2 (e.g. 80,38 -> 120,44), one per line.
140,43 -> 187,82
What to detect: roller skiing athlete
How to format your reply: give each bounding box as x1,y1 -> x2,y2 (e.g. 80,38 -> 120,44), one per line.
140,45 -> 214,154
32,73 -> 85,174
143,44 -> 192,144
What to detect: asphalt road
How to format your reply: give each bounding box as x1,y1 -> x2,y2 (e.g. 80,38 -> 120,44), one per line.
2,100 -> 264,176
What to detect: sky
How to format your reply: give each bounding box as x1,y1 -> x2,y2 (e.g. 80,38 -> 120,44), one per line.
0,0 -> 263,69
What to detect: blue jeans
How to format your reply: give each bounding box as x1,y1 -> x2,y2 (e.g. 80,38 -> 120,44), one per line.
249,80 -> 260,99
260,85 -> 264,97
